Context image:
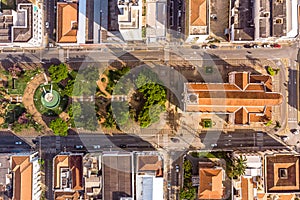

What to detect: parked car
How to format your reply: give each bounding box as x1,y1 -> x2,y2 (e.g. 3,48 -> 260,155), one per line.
175,165 -> 180,173
209,44 -> 218,49
171,137 -> 180,143
236,45 -> 242,49
262,43 -> 271,48
118,144 -> 127,148
104,144 -> 113,148
251,44 -> 260,48
272,43 -> 281,48
244,44 -> 251,48
93,145 -> 101,149
202,45 -> 210,49
45,22 -> 49,29
291,129 -> 299,135
281,136 -> 289,142
15,141 -> 22,145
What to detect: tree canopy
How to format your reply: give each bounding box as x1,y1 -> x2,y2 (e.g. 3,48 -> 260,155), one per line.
137,81 -> 166,128
62,79 -> 74,97
48,63 -> 68,83
49,118 -> 68,136
227,155 -> 247,179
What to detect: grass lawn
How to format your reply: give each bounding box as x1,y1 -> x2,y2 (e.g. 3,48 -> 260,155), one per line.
7,77 -> 28,95
1,0 -> 16,9
7,69 -> 42,95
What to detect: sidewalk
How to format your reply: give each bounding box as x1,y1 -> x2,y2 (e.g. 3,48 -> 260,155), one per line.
22,73 -> 52,133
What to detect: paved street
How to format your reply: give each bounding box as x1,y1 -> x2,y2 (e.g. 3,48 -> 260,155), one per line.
0,131 -> 32,153
0,45 -> 297,64
199,131 -> 288,151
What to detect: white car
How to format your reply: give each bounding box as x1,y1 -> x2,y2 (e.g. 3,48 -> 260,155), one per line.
292,130 -> 299,135
281,136 -> 289,142
211,143 -> 217,147
15,141 -> 22,145
93,145 -> 101,149
45,22 -> 49,29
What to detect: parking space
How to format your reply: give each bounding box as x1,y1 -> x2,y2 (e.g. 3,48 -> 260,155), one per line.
209,0 -> 229,41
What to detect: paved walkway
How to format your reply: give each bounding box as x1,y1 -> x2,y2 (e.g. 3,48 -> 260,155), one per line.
22,73 -> 52,133
96,74 -> 111,98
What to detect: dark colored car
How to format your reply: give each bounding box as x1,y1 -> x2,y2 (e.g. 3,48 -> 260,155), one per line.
171,137 -> 180,143
209,44 -> 218,49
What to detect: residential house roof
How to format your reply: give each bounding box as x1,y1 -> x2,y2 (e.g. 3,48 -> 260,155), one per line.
265,154 -> 300,192
11,156 -> 32,200
198,168 -> 224,199
56,2 -> 78,43
190,0 -> 207,26
241,177 -> 254,200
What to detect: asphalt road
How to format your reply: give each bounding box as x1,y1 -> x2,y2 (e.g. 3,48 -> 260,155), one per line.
199,131 -> 287,151
0,45 -> 297,64
43,0 -> 56,42
0,131 -> 32,153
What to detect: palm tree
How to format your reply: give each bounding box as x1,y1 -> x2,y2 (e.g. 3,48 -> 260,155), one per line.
233,155 -> 247,178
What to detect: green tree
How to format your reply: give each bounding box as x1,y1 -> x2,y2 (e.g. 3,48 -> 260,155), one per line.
102,105 -> 116,129
62,79 -> 74,96
180,187 -> 196,200
137,82 -> 166,128
227,155 -> 247,179
49,118 -> 68,136
48,63 -> 68,82
73,66 -> 99,96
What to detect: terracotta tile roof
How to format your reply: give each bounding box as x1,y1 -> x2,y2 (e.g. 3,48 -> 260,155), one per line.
235,72 -> 249,90
257,193 -> 267,200
199,168 -> 223,199
241,177 -> 254,200
54,191 -> 80,200
56,2 -> 78,43
184,72 -> 283,124
235,107 -> 249,124
53,155 -> 83,191
250,75 -> 272,91
190,0 -> 207,26
137,155 -> 162,171
265,155 -> 300,192
11,156 -> 33,200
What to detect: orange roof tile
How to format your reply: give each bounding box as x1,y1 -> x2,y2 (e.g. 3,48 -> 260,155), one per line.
235,107 -> 249,124
185,72 -> 283,124
190,0 -> 207,26
57,3 -> 78,43
235,72 -> 249,90
199,168 -> 223,199
11,156 -> 33,200
53,155 -> 83,191
241,177 -> 254,200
